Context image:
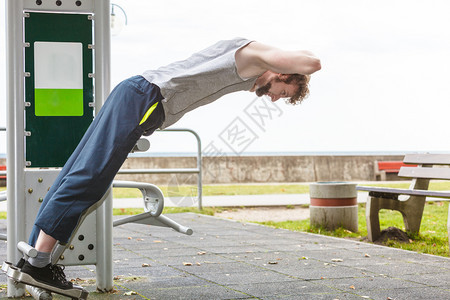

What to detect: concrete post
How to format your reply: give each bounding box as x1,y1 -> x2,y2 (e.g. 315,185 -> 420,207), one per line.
309,182 -> 358,232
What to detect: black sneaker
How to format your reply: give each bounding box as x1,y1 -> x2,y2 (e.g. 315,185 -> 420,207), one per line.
21,262 -> 73,290
15,258 -> 25,269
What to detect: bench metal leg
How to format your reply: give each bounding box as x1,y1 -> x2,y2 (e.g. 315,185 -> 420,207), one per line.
365,195 -> 426,242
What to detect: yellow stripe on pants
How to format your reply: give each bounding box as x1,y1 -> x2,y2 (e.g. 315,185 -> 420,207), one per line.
139,102 -> 159,125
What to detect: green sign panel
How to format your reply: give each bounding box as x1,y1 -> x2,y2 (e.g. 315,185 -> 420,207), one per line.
34,41 -> 84,117
25,12 -> 94,167
35,88 -> 84,116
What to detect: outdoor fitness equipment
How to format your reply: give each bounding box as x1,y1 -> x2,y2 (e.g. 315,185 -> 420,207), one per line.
4,1 -> 192,298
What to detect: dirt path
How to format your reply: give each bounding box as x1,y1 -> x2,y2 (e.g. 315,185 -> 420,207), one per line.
214,206 -> 310,222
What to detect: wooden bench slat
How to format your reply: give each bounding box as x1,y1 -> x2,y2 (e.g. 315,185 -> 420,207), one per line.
403,154 -> 450,165
356,185 -> 450,198
399,166 -> 450,180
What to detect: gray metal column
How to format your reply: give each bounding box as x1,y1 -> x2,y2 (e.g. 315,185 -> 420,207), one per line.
93,0 -> 113,291
6,0 -> 26,296
5,0 -> 112,296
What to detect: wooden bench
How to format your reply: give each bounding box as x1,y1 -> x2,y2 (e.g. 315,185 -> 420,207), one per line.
358,154 -> 450,242
374,160 -> 413,181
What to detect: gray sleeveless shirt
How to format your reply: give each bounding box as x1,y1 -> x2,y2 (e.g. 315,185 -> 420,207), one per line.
142,38 -> 257,129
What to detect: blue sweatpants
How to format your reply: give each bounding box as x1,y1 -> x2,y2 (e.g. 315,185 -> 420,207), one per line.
29,76 -> 165,245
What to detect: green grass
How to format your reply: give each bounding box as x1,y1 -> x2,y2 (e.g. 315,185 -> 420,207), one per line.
112,183 -> 310,198
259,201 -> 450,257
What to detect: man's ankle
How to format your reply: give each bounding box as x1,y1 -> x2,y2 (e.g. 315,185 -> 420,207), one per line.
28,251 -> 51,268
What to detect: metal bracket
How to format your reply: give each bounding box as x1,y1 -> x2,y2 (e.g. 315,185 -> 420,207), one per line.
114,214 -> 193,235
369,191 -> 399,200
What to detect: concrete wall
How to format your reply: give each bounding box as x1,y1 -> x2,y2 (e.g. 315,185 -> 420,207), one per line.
114,154 -> 406,185
1,155 -> 405,187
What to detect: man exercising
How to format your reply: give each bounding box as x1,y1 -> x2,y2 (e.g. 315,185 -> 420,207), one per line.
9,37 -> 321,291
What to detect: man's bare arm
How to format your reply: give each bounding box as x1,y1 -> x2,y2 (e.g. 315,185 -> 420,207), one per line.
236,42 -> 321,78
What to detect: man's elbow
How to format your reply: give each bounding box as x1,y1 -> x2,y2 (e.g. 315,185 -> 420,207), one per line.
307,58 -> 321,74
297,50 -> 321,74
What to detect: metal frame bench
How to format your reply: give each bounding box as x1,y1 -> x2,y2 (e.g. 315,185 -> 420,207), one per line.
358,154 -> 450,242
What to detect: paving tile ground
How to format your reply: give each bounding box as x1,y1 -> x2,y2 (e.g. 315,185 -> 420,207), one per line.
1,213 -> 450,299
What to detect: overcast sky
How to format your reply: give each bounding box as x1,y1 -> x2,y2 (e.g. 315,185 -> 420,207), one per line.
1,0 -> 450,155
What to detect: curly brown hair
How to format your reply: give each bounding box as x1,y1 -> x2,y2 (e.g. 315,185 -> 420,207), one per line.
277,74 -> 311,105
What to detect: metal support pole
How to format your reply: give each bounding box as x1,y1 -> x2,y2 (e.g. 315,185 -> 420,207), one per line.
5,0 -> 113,295
119,128 -> 203,209
94,0 -> 113,292
157,128 -> 203,210
95,188 -> 113,292
6,0 -> 26,296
